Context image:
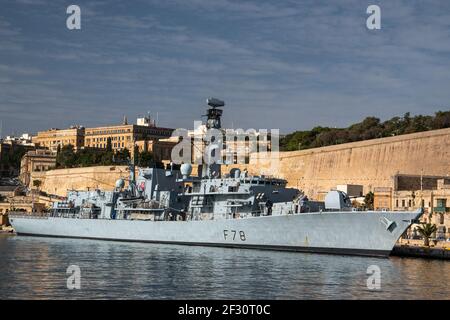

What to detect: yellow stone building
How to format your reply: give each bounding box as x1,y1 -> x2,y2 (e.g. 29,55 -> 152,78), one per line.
187,124 -> 273,165
84,117 -> 174,153
373,187 -> 392,210
33,126 -> 85,152
135,138 -> 178,162
31,117 -> 175,161
19,149 -> 57,186
373,176 -> 450,239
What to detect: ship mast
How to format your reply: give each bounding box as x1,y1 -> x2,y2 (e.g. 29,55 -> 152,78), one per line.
201,98 -> 225,178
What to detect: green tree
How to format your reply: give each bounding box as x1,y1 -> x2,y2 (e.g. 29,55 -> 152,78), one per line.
115,148 -> 131,163
0,145 -> 26,177
432,110 -> 450,129
279,110 -> 450,151
136,151 -> 154,167
100,151 -> 114,165
143,139 -> 148,153
54,145 -> 138,168
56,144 -> 76,168
416,223 -> 437,247
32,180 -> 42,189
106,137 -> 112,152
76,149 -> 96,167
133,145 -> 139,162
364,192 -> 374,210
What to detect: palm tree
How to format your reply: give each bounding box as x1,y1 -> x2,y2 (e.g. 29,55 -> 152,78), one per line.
416,223 -> 437,247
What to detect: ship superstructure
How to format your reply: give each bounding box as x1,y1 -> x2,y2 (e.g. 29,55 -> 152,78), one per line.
9,98 -> 422,257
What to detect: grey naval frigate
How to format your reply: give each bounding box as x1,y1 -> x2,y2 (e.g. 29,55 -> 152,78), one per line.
9,98 -> 423,257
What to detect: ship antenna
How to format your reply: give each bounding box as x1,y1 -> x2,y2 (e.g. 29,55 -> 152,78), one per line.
127,156 -> 136,195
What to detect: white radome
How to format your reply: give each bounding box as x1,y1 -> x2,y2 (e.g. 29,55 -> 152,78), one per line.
180,163 -> 193,178
115,178 -> 125,189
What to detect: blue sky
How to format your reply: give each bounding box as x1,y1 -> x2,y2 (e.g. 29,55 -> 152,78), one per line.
1,0 -> 450,135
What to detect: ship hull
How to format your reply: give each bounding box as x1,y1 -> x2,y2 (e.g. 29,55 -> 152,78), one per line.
9,211 -> 421,257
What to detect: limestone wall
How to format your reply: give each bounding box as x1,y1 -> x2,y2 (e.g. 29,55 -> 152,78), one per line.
31,166 -> 129,196
227,128 -> 450,198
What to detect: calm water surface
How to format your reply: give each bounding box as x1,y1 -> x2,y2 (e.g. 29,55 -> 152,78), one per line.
0,234 -> 449,299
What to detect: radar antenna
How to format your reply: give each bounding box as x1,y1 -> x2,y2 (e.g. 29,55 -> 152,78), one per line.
204,97 -> 225,130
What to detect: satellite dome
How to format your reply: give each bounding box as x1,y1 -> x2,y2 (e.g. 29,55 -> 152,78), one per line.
180,163 -> 193,178
115,178 -> 125,189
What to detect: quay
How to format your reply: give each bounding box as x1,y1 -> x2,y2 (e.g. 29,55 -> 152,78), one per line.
0,226 -> 15,235
392,245 -> 450,260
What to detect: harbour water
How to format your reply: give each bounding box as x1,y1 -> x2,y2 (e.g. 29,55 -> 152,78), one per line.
0,235 -> 449,300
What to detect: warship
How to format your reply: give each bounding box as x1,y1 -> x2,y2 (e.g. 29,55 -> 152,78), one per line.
9,99 -> 423,257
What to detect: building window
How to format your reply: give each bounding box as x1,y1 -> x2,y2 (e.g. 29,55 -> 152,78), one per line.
435,199 -> 447,214
402,200 -> 405,207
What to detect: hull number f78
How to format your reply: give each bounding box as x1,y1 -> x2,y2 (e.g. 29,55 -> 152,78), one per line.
223,230 -> 246,241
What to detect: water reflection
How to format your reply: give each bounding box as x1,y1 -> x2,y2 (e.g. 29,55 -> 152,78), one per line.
0,235 -> 448,300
